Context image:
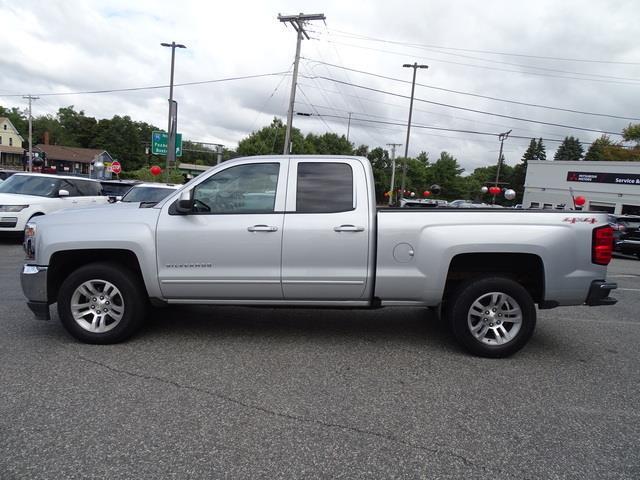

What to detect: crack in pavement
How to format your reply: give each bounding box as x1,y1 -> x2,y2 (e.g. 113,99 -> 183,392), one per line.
76,353 -> 529,479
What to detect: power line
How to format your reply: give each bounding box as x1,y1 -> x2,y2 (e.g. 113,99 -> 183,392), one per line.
312,30 -> 640,82
300,74 -> 624,136
0,71 -> 290,98
311,38 -> 640,87
304,112 -> 618,146
303,58 -> 640,121
323,28 -> 640,66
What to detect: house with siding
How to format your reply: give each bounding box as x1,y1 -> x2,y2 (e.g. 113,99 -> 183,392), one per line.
0,117 -> 25,169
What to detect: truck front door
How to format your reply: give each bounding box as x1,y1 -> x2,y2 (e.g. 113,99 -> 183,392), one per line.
156,159 -> 287,300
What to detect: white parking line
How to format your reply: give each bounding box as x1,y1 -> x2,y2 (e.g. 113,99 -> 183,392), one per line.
618,288 -> 640,292
608,274 -> 639,278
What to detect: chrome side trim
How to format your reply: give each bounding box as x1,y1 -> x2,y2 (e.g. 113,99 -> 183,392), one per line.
160,279 -> 280,285
282,280 -> 365,285
166,299 -> 371,307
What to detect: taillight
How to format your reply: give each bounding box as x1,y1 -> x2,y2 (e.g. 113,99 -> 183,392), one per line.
592,225 -> 613,265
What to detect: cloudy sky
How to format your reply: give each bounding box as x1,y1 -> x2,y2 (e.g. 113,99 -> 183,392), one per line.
1,0 -> 639,172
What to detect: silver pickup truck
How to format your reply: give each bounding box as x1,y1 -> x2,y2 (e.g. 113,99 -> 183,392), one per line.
21,155 -> 617,357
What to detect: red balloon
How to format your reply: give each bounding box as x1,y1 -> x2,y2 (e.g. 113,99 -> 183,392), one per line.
489,186 -> 500,195
150,165 -> 162,176
574,195 -> 586,206
423,190 -> 431,197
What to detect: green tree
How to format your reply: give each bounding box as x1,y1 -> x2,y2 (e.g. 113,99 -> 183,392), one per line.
304,132 -> 353,155
622,123 -> 640,146
367,147 -> 391,202
585,135 -> 617,161
511,138 -> 546,202
554,136 -> 584,161
0,106 -> 28,143
237,118 -> 305,156
430,151 -> 465,199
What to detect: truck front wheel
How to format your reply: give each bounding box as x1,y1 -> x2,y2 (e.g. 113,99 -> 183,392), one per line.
57,262 -> 147,344
446,276 -> 536,358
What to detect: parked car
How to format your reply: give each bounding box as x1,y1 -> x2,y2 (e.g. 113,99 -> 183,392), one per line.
608,214 -> 640,259
21,155 -> 617,358
0,169 -> 21,181
119,183 -> 180,207
449,199 -> 473,207
99,179 -> 141,198
0,173 -> 109,234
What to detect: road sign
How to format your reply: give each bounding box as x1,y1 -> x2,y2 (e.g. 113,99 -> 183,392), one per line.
151,131 -> 183,157
111,161 -> 122,175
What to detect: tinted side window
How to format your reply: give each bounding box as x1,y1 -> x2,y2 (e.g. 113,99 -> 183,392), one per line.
75,180 -> 102,196
60,180 -> 81,197
192,163 -> 279,214
296,163 -> 353,213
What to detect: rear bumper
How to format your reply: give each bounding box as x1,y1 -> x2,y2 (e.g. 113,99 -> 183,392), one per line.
21,265 -> 51,320
585,280 -> 617,306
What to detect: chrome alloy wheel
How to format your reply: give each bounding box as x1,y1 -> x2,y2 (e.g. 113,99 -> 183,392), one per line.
467,292 -> 523,345
70,279 -> 125,333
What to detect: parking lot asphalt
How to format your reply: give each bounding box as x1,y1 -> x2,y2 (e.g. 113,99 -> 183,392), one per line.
0,239 -> 638,479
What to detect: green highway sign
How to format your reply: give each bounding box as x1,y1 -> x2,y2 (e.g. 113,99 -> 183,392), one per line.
151,131 -> 183,157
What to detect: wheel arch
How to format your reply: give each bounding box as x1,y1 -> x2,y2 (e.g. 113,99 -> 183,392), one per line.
444,252 -> 545,304
47,249 -> 147,304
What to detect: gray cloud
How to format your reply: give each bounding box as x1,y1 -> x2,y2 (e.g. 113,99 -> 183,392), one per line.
1,0 -> 639,173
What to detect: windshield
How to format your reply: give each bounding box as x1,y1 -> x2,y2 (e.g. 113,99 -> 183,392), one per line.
122,186 -> 175,203
0,175 -> 60,197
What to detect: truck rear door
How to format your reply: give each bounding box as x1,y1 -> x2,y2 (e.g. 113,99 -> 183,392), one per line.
281,159 -> 372,300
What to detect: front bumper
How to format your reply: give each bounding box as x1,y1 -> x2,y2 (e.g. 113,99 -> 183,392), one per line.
585,280 -> 617,306
21,265 -> 51,320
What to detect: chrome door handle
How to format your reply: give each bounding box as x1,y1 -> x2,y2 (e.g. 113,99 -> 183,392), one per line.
333,225 -> 365,232
247,225 -> 278,232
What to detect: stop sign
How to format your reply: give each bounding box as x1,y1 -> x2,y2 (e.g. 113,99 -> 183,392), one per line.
111,161 -> 122,175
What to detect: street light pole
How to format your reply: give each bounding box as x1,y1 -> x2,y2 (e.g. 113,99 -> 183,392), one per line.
161,41 -> 186,181
400,62 -> 428,196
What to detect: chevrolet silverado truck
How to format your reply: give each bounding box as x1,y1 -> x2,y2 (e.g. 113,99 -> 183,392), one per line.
21,156 -> 617,357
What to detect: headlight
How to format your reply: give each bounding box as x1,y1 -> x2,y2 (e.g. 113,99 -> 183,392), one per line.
24,222 -> 37,260
0,205 -> 29,212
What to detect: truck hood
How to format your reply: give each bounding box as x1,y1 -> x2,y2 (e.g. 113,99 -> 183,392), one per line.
32,202 -> 161,227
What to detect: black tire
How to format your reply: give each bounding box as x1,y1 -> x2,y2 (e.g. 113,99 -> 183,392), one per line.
57,262 -> 147,344
446,276 -> 536,358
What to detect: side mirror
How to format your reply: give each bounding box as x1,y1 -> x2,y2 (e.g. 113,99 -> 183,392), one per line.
58,189 -> 70,197
108,195 -> 122,203
175,189 -> 193,214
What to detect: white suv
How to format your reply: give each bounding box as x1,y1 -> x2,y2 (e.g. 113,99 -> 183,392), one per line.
0,173 -> 109,234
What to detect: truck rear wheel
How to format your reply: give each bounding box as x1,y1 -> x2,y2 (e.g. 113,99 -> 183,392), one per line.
446,276 -> 536,358
57,262 -> 147,344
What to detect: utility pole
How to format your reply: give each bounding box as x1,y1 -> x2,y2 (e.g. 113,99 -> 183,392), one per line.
387,143 -> 402,207
400,62 -> 428,197
493,129 -> 512,204
346,112 -> 352,143
161,41 -> 186,181
279,12 -> 326,155
22,95 -> 39,172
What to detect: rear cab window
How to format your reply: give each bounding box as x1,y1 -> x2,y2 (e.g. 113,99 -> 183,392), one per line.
295,162 -> 354,213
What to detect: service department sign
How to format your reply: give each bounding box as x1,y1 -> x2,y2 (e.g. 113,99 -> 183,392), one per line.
567,171 -> 640,185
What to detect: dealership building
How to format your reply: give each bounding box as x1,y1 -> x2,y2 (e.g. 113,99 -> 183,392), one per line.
523,160 -> 640,215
